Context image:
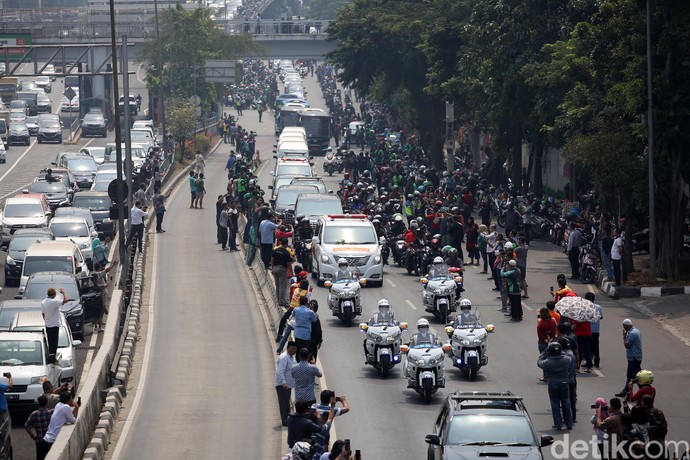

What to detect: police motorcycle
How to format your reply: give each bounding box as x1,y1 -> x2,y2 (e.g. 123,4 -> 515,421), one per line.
323,148 -> 337,176
325,259 -> 366,326
360,299 -> 407,378
444,299 -> 494,381
421,258 -> 464,324
401,318 -> 450,403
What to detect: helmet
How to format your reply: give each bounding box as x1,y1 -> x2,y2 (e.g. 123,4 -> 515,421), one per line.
449,248 -> 458,255
443,171 -> 450,177
338,258 -> 348,267
417,318 -> 430,330
417,186 -> 425,193
504,242 -> 514,250
435,200 -> 443,207
410,221 -> 419,229
372,219 -> 380,225
460,299 -> 472,310
91,231 -> 99,238
394,214 -> 403,222
292,441 -> 312,460
636,370 -> 654,385
413,190 -> 421,197
442,245 -> 453,254
362,170 -> 371,178
344,172 -> 350,178
416,217 -> 424,225
407,194 -> 413,200
431,238 -> 440,247
546,342 -> 563,356
378,299 -> 391,313
433,256 -> 443,265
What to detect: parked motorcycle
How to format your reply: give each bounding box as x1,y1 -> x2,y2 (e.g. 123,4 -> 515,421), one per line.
579,243 -> 600,284
325,273 -> 366,326
401,339 -> 450,403
444,313 -> 494,380
421,267 -> 463,323
360,320 -> 407,377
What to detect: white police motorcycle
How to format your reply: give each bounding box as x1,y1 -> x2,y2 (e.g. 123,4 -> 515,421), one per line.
401,319 -> 450,403
444,299 -> 494,381
325,261 -> 365,326
360,301 -> 407,377
421,260 -> 464,324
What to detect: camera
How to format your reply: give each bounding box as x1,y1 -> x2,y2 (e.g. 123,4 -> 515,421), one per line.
631,378 -> 639,384
335,396 -> 342,402
2,373 -> 8,378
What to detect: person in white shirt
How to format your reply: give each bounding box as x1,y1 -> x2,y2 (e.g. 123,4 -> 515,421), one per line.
41,287 -> 69,362
275,341 -> 297,426
611,229 -> 624,286
37,391 -> 79,459
126,201 -> 148,253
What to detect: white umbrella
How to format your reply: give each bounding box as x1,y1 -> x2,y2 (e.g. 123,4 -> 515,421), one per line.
555,296 -> 602,322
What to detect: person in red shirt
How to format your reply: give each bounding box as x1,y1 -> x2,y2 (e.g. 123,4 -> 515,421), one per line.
627,370 -> 656,404
403,226 -> 418,244
551,277 -> 577,302
537,307 -> 558,381
461,190 -> 473,209
275,224 -> 293,242
572,318 -> 593,372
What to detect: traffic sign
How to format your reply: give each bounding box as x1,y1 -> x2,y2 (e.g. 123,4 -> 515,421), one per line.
108,179 -> 128,203
64,86 -> 77,101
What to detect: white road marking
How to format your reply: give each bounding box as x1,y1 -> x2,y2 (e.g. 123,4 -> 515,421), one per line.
386,279 -> 396,288
593,368 -> 604,378
0,141 -> 35,184
110,232 -> 159,459
405,299 -> 417,310
587,283 -> 596,294
522,301 -> 533,311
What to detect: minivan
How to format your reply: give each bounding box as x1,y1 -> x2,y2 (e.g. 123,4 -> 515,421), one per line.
0,194 -> 52,244
18,240 -> 89,293
16,91 -> 38,116
274,140 -> 310,160
37,113 -> 62,144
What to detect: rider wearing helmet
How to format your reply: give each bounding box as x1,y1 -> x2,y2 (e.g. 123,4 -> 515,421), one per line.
334,258 -> 354,282
369,299 -> 397,325
456,299 -> 478,325
428,256 -> 447,278
391,214 -> 406,236
409,318 -> 437,347
627,370 -> 656,404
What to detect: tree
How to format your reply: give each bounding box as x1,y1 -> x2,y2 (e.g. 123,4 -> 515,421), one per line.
167,99 -> 198,163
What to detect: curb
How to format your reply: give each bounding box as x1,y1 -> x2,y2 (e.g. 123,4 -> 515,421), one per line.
597,269 -> 690,298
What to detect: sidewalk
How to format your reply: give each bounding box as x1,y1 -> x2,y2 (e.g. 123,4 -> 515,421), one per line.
627,295 -> 690,347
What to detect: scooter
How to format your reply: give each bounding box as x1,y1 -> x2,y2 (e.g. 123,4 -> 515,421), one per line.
579,243 -> 600,284
421,268 -> 463,324
360,320 -> 407,377
325,274 -> 366,326
323,149 -> 336,176
401,339 -> 450,403
404,245 -> 422,276
444,313 -> 494,381
393,237 -> 406,266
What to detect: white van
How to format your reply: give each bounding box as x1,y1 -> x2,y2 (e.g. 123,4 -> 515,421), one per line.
18,240 -> 88,293
279,126 -> 307,143
274,140 -> 310,160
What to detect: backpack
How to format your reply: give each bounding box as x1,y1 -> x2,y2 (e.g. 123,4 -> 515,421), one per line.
647,408 -> 668,437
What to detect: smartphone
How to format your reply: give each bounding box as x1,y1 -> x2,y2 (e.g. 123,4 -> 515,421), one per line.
2,373 -> 8,378
550,286 -> 554,290
335,396 -> 342,402
77,396 -> 82,406
344,439 -> 350,451
355,450 -> 361,460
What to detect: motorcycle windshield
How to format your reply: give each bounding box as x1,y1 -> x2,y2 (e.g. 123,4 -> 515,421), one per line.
429,265 -> 451,279
411,343 -> 439,349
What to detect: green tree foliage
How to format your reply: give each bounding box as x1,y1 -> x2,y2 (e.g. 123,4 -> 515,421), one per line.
167,99 -> 198,163
139,3 -> 261,115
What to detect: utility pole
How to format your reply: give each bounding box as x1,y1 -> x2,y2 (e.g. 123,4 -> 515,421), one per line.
154,0 -> 167,146
646,0 -> 656,273
445,102 -> 455,172
122,35 -> 133,218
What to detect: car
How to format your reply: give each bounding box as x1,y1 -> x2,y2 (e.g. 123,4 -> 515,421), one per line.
60,94 -> 80,112
80,146 -> 106,164
290,177 -> 328,194
311,214 -> 383,286
9,109 -> 26,124
53,150 -> 88,167
70,191 -> 113,237
80,112 -> 107,137
130,130 -> 155,151
25,181 -> 71,210
35,167 -> 78,193
119,94 -> 137,115
21,271 -> 87,340
0,143 -> 5,164
10,311 -> 81,387
0,194 -> 52,244
54,207 -> 96,236
36,92 -> 52,113
425,391 -> 554,460
34,76 -> 51,93
273,157 -> 314,178
3,228 -> 54,286
61,155 -> 98,189
348,121 -> 365,136
8,122 -> 29,146
44,64 -> 56,81
8,99 -> 28,114
273,184 -> 319,216
0,331 -> 62,408
131,121 -> 155,139
269,175 -> 308,204
48,216 -> 93,261
293,194 -> 344,226
25,116 -> 39,136
37,114 -> 62,144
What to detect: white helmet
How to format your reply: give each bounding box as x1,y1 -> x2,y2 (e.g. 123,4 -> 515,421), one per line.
378,299 -> 391,313
460,299 -> 472,310
504,242 -> 514,250
338,258 -> 348,267
417,318 -> 430,330
433,256 -> 443,265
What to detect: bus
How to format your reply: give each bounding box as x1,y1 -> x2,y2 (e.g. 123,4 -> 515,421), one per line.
276,105 -> 303,135
0,77 -> 19,104
300,108 -> 331,156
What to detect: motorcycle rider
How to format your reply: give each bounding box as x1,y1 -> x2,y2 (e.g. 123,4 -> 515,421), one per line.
455,299 -> 478,326
424,238 -> 443,273
390,214 -> 406,236
334,258 -> 354,281
369,299 -> 397,324
294,219 -> 313,265
428,256 -> 448,278
408,318 -> 438,347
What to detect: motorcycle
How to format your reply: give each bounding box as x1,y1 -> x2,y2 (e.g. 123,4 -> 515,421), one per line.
404,245 -> 422,276
444,313 -> 494,380
579,243 -> 600,284
324,150 -> 337,176
421,267 -> 463,324
325,273 -> 366,326
379,236 -> 390,266
401,339 -> 450,403
360,320 -> 407,377
393,237 -> 406,266
296,239 -> 313,272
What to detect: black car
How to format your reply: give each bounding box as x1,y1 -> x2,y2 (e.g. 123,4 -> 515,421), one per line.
3,228 -> 54,286
36,93 -> 52,113
71,191 -> 114,238
426,392 -> 554,460
37,115 -> 62,144
21,272 -> 89,341
26,181 -> 71,209
80,112 -> 108,138
8,122 -> 30,146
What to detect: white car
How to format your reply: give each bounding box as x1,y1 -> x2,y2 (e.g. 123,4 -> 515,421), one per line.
312,214 -> 384,286
0,142 -> 5,163
48,215 -> 93,261
60,94 -> 80,112
10,311 -> 81,387
0,331 -> 62,407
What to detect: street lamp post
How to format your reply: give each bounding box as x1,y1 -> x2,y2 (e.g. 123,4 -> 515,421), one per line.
153,0 -> 167,148
646,0 -> 656,273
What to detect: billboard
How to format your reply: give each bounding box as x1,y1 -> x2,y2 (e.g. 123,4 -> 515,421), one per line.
0,34 -> 32,61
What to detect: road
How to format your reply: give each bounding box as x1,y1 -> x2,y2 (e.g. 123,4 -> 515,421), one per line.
246,68 -> 690,458
0,66 -> 149,459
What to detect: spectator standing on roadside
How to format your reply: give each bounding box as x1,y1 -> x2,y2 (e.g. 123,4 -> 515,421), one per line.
42,287 -> 68,361
227,199 -> 239,251
611,228 -> 624,286
292,296 -> 316,357
218,203 -> 229,251
193,173 -> 206,209
36,391 -> 79,459
25,395 -> 53,455
189,171 -> 197,208
287,399 -> 334,449
215,195 -> 226,244
601,225 -> 614,281
586,292 -> 603,368
134,183 -> 149,207
617,319 -> 643,397
291,348 -> 322,404
91,261 -> 117,332
272,237 -> 294,306
152,187 -> 169,233
126,201 -> 147,252
308,300 -> 323,361
557,337 -> 578,423
538,342 -> 573,431
567,223 -> 583,279
275,341 -> 297,426
514,236 -> 529,298
259,214 -> 280,269
193,150 -> 205,175
0,372 -> 12,420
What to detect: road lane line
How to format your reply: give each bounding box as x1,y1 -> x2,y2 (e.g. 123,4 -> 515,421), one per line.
405,299 -> 417,310
593,368 -> 604,377
386,278 -> 396,288
0,141 -> 35,184
522,301 -> 533,311
110,231 -> 159,459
